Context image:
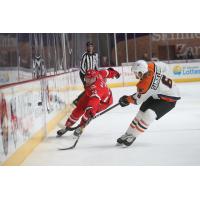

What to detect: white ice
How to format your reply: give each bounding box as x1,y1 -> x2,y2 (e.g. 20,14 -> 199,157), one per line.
22,82 -> 200,166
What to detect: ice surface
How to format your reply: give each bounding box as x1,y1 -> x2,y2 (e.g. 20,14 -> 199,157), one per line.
22,82 -> 200,166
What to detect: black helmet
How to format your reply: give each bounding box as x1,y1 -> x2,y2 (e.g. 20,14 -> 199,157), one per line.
86,41 -> 93,47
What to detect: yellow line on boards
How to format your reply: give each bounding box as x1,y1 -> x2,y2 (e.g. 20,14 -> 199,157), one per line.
2,78 -> 200,166
173,78 -> 200,82
2,108 -> 68,166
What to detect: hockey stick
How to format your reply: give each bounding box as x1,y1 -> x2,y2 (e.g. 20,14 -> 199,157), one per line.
93,102 -> 120,119
58,135 -> 81,150
57,103 -> 120,137
56,126 -> 81,137
58,103 -> 120,150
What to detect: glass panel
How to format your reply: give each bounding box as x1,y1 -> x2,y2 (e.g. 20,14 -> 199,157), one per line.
109,33 -> 116,66
4,33 -> 200,87
48,34 -> 57,75
18,33 -> 32,81
166,33 -> 200,61
31,33 -> 47,78
134,33 -> 151,61
116,33 -> 126,66
98,33 -> 109,67
125,33 -> 136,62
0,33 -> 18,85
150,33 -> 200,62
151,33 -> 170,61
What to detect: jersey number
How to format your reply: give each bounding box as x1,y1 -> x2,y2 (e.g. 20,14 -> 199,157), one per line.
161,75 -> 172,88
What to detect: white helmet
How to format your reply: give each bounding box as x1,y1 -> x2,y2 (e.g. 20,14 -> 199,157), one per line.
131,60 -> 148,78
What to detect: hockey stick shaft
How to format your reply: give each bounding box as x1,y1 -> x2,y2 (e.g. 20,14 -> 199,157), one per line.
75,102 -> 119,128
58,103 -> 120,150
93,103 -> 120,119
62,103 -> 120,132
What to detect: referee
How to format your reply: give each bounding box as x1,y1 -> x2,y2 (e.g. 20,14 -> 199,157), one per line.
79,41 -> 98,85
73,41 -> 99,105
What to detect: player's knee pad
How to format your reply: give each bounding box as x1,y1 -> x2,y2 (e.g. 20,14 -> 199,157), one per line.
141,109 -> 157,125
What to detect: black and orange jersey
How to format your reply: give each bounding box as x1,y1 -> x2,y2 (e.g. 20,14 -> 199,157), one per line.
137,62 -> 155,94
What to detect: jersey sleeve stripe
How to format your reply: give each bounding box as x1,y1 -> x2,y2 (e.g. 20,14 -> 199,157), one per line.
105,70 -> 109,77
90,94 -> 101,100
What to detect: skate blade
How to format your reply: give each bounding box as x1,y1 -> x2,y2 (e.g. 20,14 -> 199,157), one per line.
115,142 -> 123,146
115,142 -> 131,148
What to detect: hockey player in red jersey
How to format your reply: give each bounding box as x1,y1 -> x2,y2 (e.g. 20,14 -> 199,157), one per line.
57,68 -> 120,137
117,60 -> 181,146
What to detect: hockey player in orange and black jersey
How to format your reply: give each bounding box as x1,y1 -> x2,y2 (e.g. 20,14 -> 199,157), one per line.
117,60 -> 181,146
57,68 -> 120,137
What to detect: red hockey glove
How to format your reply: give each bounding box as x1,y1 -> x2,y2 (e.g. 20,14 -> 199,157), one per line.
114,71 -> 120,79
108,67 -> 120,79
85,107 -> 95,118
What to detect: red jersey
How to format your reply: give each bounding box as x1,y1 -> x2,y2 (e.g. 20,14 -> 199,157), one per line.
84,69 -> 116,114
65,68 -> 119,128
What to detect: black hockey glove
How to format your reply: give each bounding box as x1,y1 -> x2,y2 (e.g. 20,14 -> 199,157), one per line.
119,95 -> 130,107
114,71 -> 120,79
107,67 -> 115,71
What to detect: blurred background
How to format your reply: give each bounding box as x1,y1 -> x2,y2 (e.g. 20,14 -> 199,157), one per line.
1,33 -> 200,86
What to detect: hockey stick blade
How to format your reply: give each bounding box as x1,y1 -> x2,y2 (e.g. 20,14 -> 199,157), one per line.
57,103 -> 119,148
58,136 -> 80,150
57,103 -> 119,137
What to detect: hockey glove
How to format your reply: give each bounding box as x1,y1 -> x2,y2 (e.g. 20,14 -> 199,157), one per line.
114,71 -> 120,79
119,95 -> 136,107
85,107 -> 95,118
107,67 -> 115,71
107,67 -> 120,79
119,95 -> 130,107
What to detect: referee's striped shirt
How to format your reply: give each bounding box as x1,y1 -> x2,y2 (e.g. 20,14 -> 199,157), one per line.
80,52 -> 98,75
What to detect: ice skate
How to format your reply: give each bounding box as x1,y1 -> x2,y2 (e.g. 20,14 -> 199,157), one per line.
117,132 -> 136,146
57,128 -> 69,137
73,126 -> 84,137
